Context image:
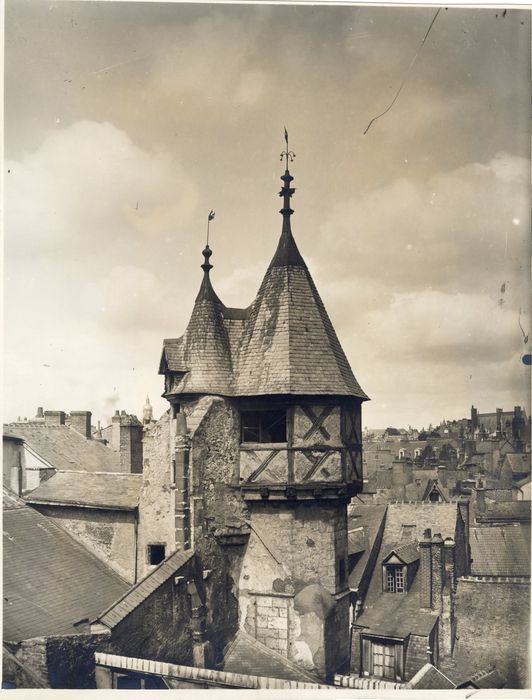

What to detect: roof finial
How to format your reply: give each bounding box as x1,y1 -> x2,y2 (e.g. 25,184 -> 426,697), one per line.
202,211 -> 215,273
279,128 -> 296,232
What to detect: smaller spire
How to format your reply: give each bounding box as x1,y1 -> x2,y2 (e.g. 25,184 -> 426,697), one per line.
279,128 -> 296,234
196,212 -> 220,302
143,395 -> 153,424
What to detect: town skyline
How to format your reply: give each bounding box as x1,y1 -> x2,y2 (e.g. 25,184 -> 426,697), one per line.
5,2 -> 530,428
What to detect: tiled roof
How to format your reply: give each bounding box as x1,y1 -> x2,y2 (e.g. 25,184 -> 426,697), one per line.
356,589 -> 438,638
223,629 -> 321,684
24,471 -> 142,510
354,502 -> 460,639
160,225 -> 367,400
384,541 -> 419,565
347,504 -> 387,591
95,652 -> 329,689
480,500 -> 531,523
3,488 -> 129,641
504,453 -> 531,473
97,548 -> 194,629
4,422 -> 121,472
408,663 -> 455,689
470,525 -> 530,576
235,232 -> 367,397
457,667 -> 506,688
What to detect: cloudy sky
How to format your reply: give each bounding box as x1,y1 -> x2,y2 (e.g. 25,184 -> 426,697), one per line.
5,1 -> 531,429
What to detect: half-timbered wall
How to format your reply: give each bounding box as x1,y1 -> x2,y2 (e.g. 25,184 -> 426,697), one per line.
238,399 -> 362,496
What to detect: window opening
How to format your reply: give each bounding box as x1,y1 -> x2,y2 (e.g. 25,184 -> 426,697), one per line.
147,544 -> 166,565
241,410 -> 287,443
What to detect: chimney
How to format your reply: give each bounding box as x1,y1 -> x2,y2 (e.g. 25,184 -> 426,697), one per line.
70,411 -> 92,439
437,465 -> 447,487
111,410 -> 143,473
470,405 -> 478,431
36,407 -> 44,419
430,533 -> 445,611
475,486 -> 486,513
443,537 -> 456,591
44,410 -> 65,426
419,528 -> 432,609
496,408 -> 503,435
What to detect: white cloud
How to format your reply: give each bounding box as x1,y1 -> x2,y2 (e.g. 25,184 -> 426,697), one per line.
5,120 -> 198,259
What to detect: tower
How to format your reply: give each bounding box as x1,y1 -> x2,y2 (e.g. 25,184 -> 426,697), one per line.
156,134 -> 368,679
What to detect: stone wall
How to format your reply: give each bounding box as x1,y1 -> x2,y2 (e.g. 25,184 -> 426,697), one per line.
187,396 -> 249,666
4,633 -> 109,688
453,577 -> 530,687
404,633 -> 431,680
137,412 -> 174,580
239,501 -> 349,679
107,558 -> 197,666
35,504 -> 137,583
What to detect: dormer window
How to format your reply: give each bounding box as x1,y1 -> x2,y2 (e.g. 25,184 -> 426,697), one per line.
382,543 -> 419,593
241,410 -> 287,444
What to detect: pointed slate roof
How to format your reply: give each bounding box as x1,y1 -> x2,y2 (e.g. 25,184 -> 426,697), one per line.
160,157 -> 367,401
234,227 -> 367,397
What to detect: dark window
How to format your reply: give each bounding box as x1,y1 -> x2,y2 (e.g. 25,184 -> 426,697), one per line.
147,544 -> 166,565
241,410 -> 287,443
385,565 -> 405,592
115,674 -> 142,689
429,488 -> 441,502
338,557 -> 346,585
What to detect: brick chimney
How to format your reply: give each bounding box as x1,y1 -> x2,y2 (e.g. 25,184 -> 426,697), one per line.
419,528 -> 432,609
44,410 -> 65,426
70,411 -> 92,439
437,465 -> 447,487
430,533 -> 445,610
111,410 -> 143,473
35,407 -> 44,420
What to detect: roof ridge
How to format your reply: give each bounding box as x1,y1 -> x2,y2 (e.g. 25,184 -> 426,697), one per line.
96,548 -> 194,626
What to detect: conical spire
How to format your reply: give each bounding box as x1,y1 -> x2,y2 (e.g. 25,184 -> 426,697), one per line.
196,244 -> 220,302
235,136 -> 368,399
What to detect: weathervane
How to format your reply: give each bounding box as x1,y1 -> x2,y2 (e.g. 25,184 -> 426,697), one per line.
206,210 -> 215,246
280,127 -> 295,170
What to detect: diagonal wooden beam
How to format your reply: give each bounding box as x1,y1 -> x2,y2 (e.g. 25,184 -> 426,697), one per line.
302,451 -> 331,481
301,405 -> 332,441
245,450 -> 278,483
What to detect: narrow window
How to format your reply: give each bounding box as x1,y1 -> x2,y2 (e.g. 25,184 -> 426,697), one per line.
147,544 -> 166,565
241,410 -> 287,443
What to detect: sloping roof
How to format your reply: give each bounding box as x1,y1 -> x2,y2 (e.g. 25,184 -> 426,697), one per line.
504,453 -> 531,473
97,548 -> 194,629
356,590 -> 438,638
3,488 -> 129,641
354,502 -> 460,639
234,229 -> 367,398
383,501 -> 460,544
456,667 -> 506,688
223,629 -> 321,684
347,504 -> 387,590
480,500 -> 531,523
24,471 -> 142,510
96,652 -> 329,690
408,663 -> 455,689
384,541 -> 419,565
470,525 -> 531,576
4,422 -> 121,472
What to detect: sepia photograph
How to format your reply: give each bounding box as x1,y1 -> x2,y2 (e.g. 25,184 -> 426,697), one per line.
3,0 -> 531,691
